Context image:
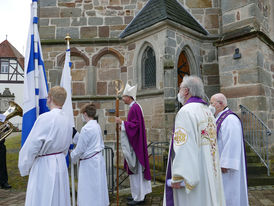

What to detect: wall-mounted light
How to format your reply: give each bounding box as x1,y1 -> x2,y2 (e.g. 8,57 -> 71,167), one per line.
233,48 -> 241,59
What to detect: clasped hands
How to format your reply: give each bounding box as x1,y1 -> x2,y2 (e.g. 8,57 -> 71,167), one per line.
171,182 -> 183,189
115,117 -> 122,124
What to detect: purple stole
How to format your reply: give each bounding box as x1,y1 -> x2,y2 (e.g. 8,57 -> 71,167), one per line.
216,109 -> 241,138
216,109 -> 235,138
216,108 -> 248,182
164,97 -> 207,206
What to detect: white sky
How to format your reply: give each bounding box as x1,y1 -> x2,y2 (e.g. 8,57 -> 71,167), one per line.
0,0 -> 31,56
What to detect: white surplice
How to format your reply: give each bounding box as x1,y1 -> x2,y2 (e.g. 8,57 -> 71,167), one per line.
216,108 -> 249,206
18,108 -> 72,206
165,102 -> 226,206
71,120 -> 109,206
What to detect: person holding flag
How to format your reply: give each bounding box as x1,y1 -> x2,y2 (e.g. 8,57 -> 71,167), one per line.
18,86 -> 72,206
18,1 -> 72,206
70,103 -> 109,206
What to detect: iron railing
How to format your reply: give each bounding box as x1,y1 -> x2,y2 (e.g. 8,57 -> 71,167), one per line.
240,104 -> 272,176
117,142 -> 154,187
150,142 -> 169,184
103,146 -> 115,194
117,141 -> 170,187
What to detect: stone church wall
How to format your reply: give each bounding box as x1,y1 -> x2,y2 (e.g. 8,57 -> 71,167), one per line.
39,0 -> 273,149
39,0 -> 220,39
218,37 -> 274,145
221,0 -> 272,39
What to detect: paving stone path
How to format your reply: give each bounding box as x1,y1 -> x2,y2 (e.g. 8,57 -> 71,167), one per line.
1,185 -> 274,206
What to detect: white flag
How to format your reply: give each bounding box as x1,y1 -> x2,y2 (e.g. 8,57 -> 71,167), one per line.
60,48 -> 74,127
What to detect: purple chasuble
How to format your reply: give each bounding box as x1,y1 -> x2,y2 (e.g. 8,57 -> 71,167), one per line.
164,97 -> 207,206
124,103 -> 151,181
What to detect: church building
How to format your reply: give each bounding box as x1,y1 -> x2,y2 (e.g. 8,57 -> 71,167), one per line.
38,0 -> 274,149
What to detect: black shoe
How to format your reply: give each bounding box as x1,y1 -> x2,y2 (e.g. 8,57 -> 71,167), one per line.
127,200 -> 145,205
1,183 -> 11,189
127,196 -> 133,201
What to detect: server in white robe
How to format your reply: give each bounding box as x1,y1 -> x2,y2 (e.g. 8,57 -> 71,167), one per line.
210,93 -> 249,206
70,103 -> 109,206
18,86 -> 72,206
163,76 -> 225,206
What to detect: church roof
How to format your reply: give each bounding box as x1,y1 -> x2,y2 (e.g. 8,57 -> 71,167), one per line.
120,0 -> 208,38
0,40 -> 24,69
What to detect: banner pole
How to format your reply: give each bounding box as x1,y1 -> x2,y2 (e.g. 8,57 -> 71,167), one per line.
113,80 -> 124,206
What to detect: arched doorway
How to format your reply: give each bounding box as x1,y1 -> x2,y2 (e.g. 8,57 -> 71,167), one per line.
177,51 -> 190,87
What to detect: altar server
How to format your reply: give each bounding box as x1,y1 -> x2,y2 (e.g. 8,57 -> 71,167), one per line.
19,86 -> 72,206
71,103 -> 109,206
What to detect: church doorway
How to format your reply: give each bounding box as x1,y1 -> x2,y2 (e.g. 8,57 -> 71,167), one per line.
177,51 -> 190,87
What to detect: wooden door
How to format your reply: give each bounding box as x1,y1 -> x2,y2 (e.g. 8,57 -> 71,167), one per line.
177,51 -> 190,87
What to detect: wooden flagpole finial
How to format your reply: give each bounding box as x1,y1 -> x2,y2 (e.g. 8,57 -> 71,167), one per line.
65,34 -> 71,49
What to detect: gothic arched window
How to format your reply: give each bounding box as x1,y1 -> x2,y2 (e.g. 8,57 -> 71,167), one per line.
141,46 -> 156,88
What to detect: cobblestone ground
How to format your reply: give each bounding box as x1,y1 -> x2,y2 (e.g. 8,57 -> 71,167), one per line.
1,185 -> 274,206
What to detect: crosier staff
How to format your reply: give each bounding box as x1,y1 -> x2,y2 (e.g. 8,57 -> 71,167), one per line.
113,80 -> 124,205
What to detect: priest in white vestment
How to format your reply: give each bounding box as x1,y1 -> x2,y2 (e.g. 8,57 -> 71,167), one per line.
210,93 -> 249,206
70,103 -> 109,206
163,76 -> 226,206
18,86 -> 72,206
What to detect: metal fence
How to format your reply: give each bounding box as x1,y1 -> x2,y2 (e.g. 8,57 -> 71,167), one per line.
117,141 -> 170,187
240,104 -> 272,176
103,146 -> 115,194
149,142 -> 169,184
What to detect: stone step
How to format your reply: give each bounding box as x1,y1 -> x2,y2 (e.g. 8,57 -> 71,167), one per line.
246,152 -> 262,163
247,163 -> 268,175
247,175 -> 274,186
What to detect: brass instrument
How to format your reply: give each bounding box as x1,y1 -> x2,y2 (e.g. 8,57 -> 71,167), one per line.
0,101 -> 23,142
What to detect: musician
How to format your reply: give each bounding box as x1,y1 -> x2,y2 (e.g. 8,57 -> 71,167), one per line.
0,137 -> 11,189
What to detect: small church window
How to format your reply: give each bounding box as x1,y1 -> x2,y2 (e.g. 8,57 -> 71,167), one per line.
141,46 -> 156,88
1,62 -> 9,73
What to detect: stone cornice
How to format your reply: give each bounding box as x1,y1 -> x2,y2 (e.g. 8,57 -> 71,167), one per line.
215,26 -> 274,51
41,38 -> 126,45
72,89 -> 164,101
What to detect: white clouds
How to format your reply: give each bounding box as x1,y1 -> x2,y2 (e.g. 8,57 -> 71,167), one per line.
0,0 -> 31,55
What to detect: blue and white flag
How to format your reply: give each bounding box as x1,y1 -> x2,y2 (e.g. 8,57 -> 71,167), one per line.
21,0 -> 49,146
60,48 -> 74,128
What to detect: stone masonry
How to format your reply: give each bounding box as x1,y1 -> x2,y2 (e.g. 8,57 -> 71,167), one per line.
39,0 -> 274,157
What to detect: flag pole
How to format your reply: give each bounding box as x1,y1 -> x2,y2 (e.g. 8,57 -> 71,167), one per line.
65,34 -> 76,206
33,0 -> 39,117
113,80 -> 124,206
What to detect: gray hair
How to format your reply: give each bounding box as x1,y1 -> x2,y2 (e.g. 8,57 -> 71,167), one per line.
180,75 -> 205,98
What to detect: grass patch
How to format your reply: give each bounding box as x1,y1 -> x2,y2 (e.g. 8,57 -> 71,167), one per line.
6,133 -> 28,191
